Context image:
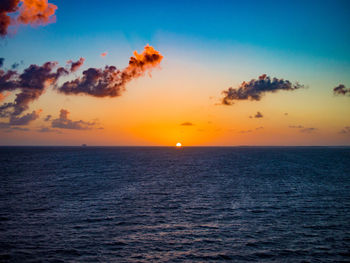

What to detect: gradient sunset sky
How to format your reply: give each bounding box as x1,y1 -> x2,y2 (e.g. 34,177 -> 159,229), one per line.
0,0 -> 349,146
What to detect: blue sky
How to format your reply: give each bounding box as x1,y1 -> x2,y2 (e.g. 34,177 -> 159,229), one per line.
2,0 -> 350,63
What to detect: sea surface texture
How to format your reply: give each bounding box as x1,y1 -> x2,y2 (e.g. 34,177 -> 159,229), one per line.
0,147 -> 350,262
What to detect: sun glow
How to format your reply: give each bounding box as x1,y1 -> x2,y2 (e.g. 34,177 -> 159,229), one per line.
176,142 -> 182,147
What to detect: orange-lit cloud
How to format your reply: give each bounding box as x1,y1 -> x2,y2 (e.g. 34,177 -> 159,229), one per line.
58,45 -> 163,97
67,57 -> 85,72
0,91 -> 10,102
17,0 -> 57,25
0,0 -> 57,36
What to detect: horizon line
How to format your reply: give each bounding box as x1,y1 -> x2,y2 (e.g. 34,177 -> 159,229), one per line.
0,145 -> 350,148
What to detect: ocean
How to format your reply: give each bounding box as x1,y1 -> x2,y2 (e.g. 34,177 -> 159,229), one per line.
0,146 -> 349,262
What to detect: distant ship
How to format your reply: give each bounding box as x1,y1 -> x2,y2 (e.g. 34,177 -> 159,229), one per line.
81,144 -> 87,147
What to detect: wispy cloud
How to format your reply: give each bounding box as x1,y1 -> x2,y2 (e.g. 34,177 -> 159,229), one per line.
37,126 -> 62,133
300,127 -> 318,133
288,125 -> 317,133
180,122 -> 194,126
339,126 -> 350,134
289,125 -> 304,129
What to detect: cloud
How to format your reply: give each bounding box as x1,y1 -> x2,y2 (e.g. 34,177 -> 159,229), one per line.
0,47 -> 163,126
101,52 -> 107,57
57,45 -> 163,97
239,129 -> 252,134
0,0 -> 19,36
284,112 -> 288,116
239,127 -> 264,133
0,61 -> 70,117
180,122 -> 194,126
1,126 -> 30,132
0,121 -> 29,131
300,127 -> 317,133
51,109 -> 99,130
254,111 -> 263,118
11,62 -> 19,69
67,58 -> 85,72
0,91 -> 10,102
0,0 -> 57,37
37,126 -> 61,133
339,126 -> 350,134
288,125 -> 317,133
44,114 -> 51,121
333,84 -> 349,96
221,74 -> 305,105
9,109 -> 41,125
0,58 -> 4,67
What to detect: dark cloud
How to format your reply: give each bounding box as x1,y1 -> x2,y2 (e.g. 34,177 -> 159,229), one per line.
0,0 -> 19,36
222,74 -> 305,105
0,0 -> 57,37
9,109 -> 41,125
0,58 -> 4,67
254,111 -> 263,118
57,45 -> 163,98
44,114 -> 51,121
0,47 -> 163,128
339,126 -> 350,134
51,109 -> 99,130
0,61 -> 69,118
333,84 -> 349,96
11,62 -> 19,69
180,122 -> 194,126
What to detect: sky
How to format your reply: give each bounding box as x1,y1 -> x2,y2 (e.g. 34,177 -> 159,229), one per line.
0,0 -> 349,146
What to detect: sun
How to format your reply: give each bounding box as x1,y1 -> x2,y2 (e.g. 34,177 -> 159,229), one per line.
176,142 -> 182,147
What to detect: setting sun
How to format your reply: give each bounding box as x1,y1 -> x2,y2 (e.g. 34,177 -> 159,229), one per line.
176,142 -> 182,147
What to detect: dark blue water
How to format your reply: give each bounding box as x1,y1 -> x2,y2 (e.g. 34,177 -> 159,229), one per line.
0,147 -> 350,262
